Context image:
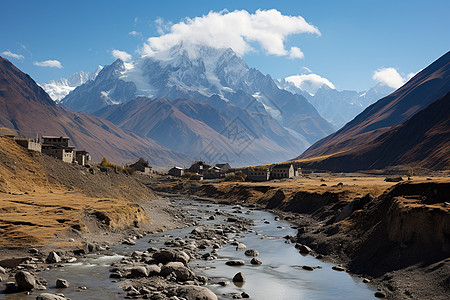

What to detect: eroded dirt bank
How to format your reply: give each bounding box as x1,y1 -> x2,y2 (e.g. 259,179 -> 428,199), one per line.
152,176 -> 450,299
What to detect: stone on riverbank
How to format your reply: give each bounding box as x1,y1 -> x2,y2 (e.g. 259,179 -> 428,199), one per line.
172,285 -> 218,300
129,266 -> 148,278
160,262 -> 194,282
153,250 -> 190,266
15,270 -> 36,290
36,293 -> 67,300
46,252 -> 61,264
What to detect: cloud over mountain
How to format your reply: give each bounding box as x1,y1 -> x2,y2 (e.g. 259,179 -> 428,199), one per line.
372,67 -> 418,89
141,9 -> 320,58
33,60 -> 62,68
285,73 -> 335,95
112,49 -> 132,62
1,51 -> 24,60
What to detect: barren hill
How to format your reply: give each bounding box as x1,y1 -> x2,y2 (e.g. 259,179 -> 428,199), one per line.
0,56 -> 189,167
298,51 -> 450,161
0,135 -> 156,246
294,52 -> 450,171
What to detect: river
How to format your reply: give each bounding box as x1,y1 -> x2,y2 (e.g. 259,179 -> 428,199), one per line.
1,199 -> 376,299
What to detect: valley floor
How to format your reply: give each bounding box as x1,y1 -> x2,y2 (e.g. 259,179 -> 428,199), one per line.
152,172 -> 450,300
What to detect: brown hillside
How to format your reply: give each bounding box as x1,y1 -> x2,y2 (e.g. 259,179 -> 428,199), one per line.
0,56 -> 189,166
0,136 -> 153,246
293,92 -> 450,171
298,51 -> 450,161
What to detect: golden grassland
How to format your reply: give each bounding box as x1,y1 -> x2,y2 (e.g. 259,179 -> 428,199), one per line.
0,136 -> 149,247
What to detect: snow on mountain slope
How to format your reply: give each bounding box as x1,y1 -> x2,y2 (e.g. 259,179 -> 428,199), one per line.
59,43 -> 334,165
41,66 -> 102,101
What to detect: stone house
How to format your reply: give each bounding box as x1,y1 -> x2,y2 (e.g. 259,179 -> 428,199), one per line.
128,158 -> 152,174
271,164 -> 295,179
75,150 -> 90,166
41,144 -> 75,163
188,161 -> 211,174
15,138 -> 42,152
248,167 -> 270,181
215,163 -> 231,172
168,166 -> 184,177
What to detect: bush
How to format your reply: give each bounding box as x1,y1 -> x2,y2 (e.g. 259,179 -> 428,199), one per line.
225,170 -> 247,182
100,157 -> 125,171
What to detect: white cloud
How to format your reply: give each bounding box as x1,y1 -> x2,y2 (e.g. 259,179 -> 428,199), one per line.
372,67 -> 413,89
33,60 -> 62,68
129,30 -> 141,37
285,73 -> 335,95
1,50 -> 24,60
141,9 -> 320,58
289,47 -> 304,59
112,49 -> 132,62
302,66 -> 312,73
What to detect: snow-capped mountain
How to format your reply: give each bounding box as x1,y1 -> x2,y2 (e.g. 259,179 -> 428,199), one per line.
60,43 -> 335,166
41,66 -> 102,101
277,78 -> 394,128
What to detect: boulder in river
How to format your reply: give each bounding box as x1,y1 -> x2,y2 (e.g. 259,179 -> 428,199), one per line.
15,270 -> 36,291
232,272 -> 246,282
160,262 -> 194,282
172,285 -> 218,300
55,279 -> 69,288
153,250 -> 190,265
36,293 -> 67,300
225,260 -> 245,266
250,258 -> 262,265
46,252 -> 61,264
244,249 -> 259,257
236,243 -> 246,250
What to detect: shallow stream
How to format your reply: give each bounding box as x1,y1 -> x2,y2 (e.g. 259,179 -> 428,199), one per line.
1,199 -> 376,299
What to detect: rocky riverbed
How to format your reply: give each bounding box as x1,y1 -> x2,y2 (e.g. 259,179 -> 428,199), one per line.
0,196 -> 379,299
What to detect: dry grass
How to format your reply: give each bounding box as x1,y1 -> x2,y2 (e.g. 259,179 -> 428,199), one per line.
0,189 -> 148,246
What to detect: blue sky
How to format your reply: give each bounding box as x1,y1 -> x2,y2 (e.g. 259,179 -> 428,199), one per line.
1,0 -> 449,91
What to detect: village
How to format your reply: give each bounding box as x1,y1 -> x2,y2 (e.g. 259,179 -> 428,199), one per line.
7,134 -> 302,182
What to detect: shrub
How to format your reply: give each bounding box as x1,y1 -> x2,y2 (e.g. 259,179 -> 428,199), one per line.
100,157 -> 125,171
181,172 -> 194,179
225,171 -> 247,181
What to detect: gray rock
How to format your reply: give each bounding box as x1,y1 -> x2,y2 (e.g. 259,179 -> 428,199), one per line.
241,292 -> 250,298
174,285 -> 218,300
0,266 -> 6,274
147,264 -> 161,275
332,265 -> 346,272
15,270 -> 36,290
235,243 -> 246,250
160,262 -> 194,282
232,272 -> 245,282
225,260 -> 245,266
36,293 -> 66,300
302,265 -> 314,271
122,238 -> 136,245
250,258 -> 262,265
375,291 -> 386,298
55,279 -> 69,288
296,244 -> 312,254
153,250 -> 190,265
129,266 -> 149,278
5,282 -> 17,293
46,252 -> 61,264
244,249 -> 259,257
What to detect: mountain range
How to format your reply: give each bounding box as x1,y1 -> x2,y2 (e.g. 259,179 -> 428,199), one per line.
0,56 -> 189,167
56,43 -> 335,166
277,79 -> 394,128
40,66 -> 103,102
295,51 -> 450,171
